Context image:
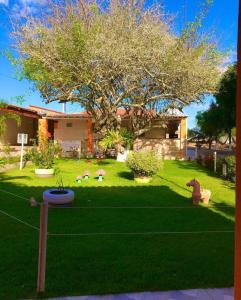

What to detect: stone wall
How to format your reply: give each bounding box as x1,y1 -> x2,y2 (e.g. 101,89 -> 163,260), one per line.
134,138 -> 186,159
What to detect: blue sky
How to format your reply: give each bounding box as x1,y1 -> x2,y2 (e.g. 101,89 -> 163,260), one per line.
0,0 -> 239,128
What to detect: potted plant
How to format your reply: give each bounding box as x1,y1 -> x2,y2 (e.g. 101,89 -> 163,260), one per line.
99,129 -> 134,162
126,150 -> 162,183
28,140 -> 55,177
96,169 -> 106,181
43,178 -> 74,205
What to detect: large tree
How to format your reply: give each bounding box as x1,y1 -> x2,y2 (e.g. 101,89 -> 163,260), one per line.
196,103 -> 222,149
195,63 -> 237,148
13,0 -> 222,136
215,63 -> 237,143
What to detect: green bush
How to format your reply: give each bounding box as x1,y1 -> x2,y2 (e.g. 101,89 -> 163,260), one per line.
224,155 -> 236,182
99,129 -> 134,152
216,156 -> 224,175
126,150 -> 162,177
196,155 -> 203,165
203,154 -> 214,170
27,141 -> 56,169
0,156 -> 20,167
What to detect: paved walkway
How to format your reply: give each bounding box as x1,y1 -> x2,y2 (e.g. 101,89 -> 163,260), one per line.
46,288 -> 233,300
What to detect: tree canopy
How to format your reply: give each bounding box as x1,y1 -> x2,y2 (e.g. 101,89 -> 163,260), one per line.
194,63 -> 237,147
13,0 -> 222,136
215,63 -> 237,142
196,102 -> 222,148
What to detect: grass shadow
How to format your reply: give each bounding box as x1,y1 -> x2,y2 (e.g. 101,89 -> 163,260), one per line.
96,160 -> 113,166
117,171 -> 134,180
159,176 -> 191,193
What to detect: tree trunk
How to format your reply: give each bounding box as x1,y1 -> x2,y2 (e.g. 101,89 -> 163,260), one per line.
208,139 -> 212,150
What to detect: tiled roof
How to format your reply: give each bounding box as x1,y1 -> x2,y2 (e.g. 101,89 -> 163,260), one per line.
28,105 -> 64,115
5,104 -> 186,119
0,104 -> 40,119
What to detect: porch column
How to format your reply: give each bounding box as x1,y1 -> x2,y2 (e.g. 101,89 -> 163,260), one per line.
234,1 -> 241,299
38,119 -> 49,146
180,118 -> 187,158
87,118 -> 93,154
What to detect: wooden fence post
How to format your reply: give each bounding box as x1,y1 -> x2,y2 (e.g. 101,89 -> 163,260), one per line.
195,146 -> 198,159
37,202 -> 48,293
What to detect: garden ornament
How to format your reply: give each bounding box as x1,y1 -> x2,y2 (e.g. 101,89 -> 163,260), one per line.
83,171 -> 90,179
96,169 -> 106,181
76,176 -> 82,183
29,197 -> 38,207
186,179 -> 211,205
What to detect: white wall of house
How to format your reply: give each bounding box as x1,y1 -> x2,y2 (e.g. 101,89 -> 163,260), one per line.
53,118 -> 90,154
54,119 -> 88,141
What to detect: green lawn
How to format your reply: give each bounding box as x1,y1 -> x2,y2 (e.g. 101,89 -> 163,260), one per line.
0,159 -> 235,299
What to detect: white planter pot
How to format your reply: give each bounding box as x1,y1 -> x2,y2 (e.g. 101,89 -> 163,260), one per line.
117,150 -> 129,162
43,189 -> 74,205
35,168 -> 54,178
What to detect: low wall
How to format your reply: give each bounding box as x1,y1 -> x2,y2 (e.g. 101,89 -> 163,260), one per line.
0,161 -> 32,172
134,138 -> 186,159
0,146 -> 33,157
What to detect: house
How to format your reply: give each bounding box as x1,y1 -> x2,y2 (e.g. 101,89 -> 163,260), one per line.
0,105 -> 40,155
0,104 -> 187,159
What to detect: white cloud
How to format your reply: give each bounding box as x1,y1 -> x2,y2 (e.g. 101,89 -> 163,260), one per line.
0,0 -> 9,5
11,0 -> 48,19
20,0 -> 48,5
219,50 -> 237,73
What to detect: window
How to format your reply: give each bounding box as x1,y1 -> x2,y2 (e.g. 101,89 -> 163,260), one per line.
66,122 -> 72,128
166,121 -> 180,139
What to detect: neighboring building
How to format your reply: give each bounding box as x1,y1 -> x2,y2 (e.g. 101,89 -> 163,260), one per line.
0,104 -> 187,159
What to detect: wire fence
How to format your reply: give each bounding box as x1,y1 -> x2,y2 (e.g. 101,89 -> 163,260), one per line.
0,188 -> 234,210
0,187 -> 235,293
0,188 -> 235,237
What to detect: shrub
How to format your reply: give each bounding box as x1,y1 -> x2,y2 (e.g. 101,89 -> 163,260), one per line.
126,150 -> 162,177
99,129 -> 134,153
54,141 -> 64,158
216,156 -> 224,175
196,154 -> 203,165
196,154 -> 214,170
224,155 -> 236,182
27,141 -> 55,169
203,154 -> 214,170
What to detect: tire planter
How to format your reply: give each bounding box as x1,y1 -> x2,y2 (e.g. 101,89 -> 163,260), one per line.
43,189 -> 74,205
134,176 -> 152,184
35,168 -> 54,178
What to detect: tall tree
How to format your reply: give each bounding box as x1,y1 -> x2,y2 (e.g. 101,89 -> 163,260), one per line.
196,103 -> 222,149
215,63 -> 237,143
12,0 -> 222,136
